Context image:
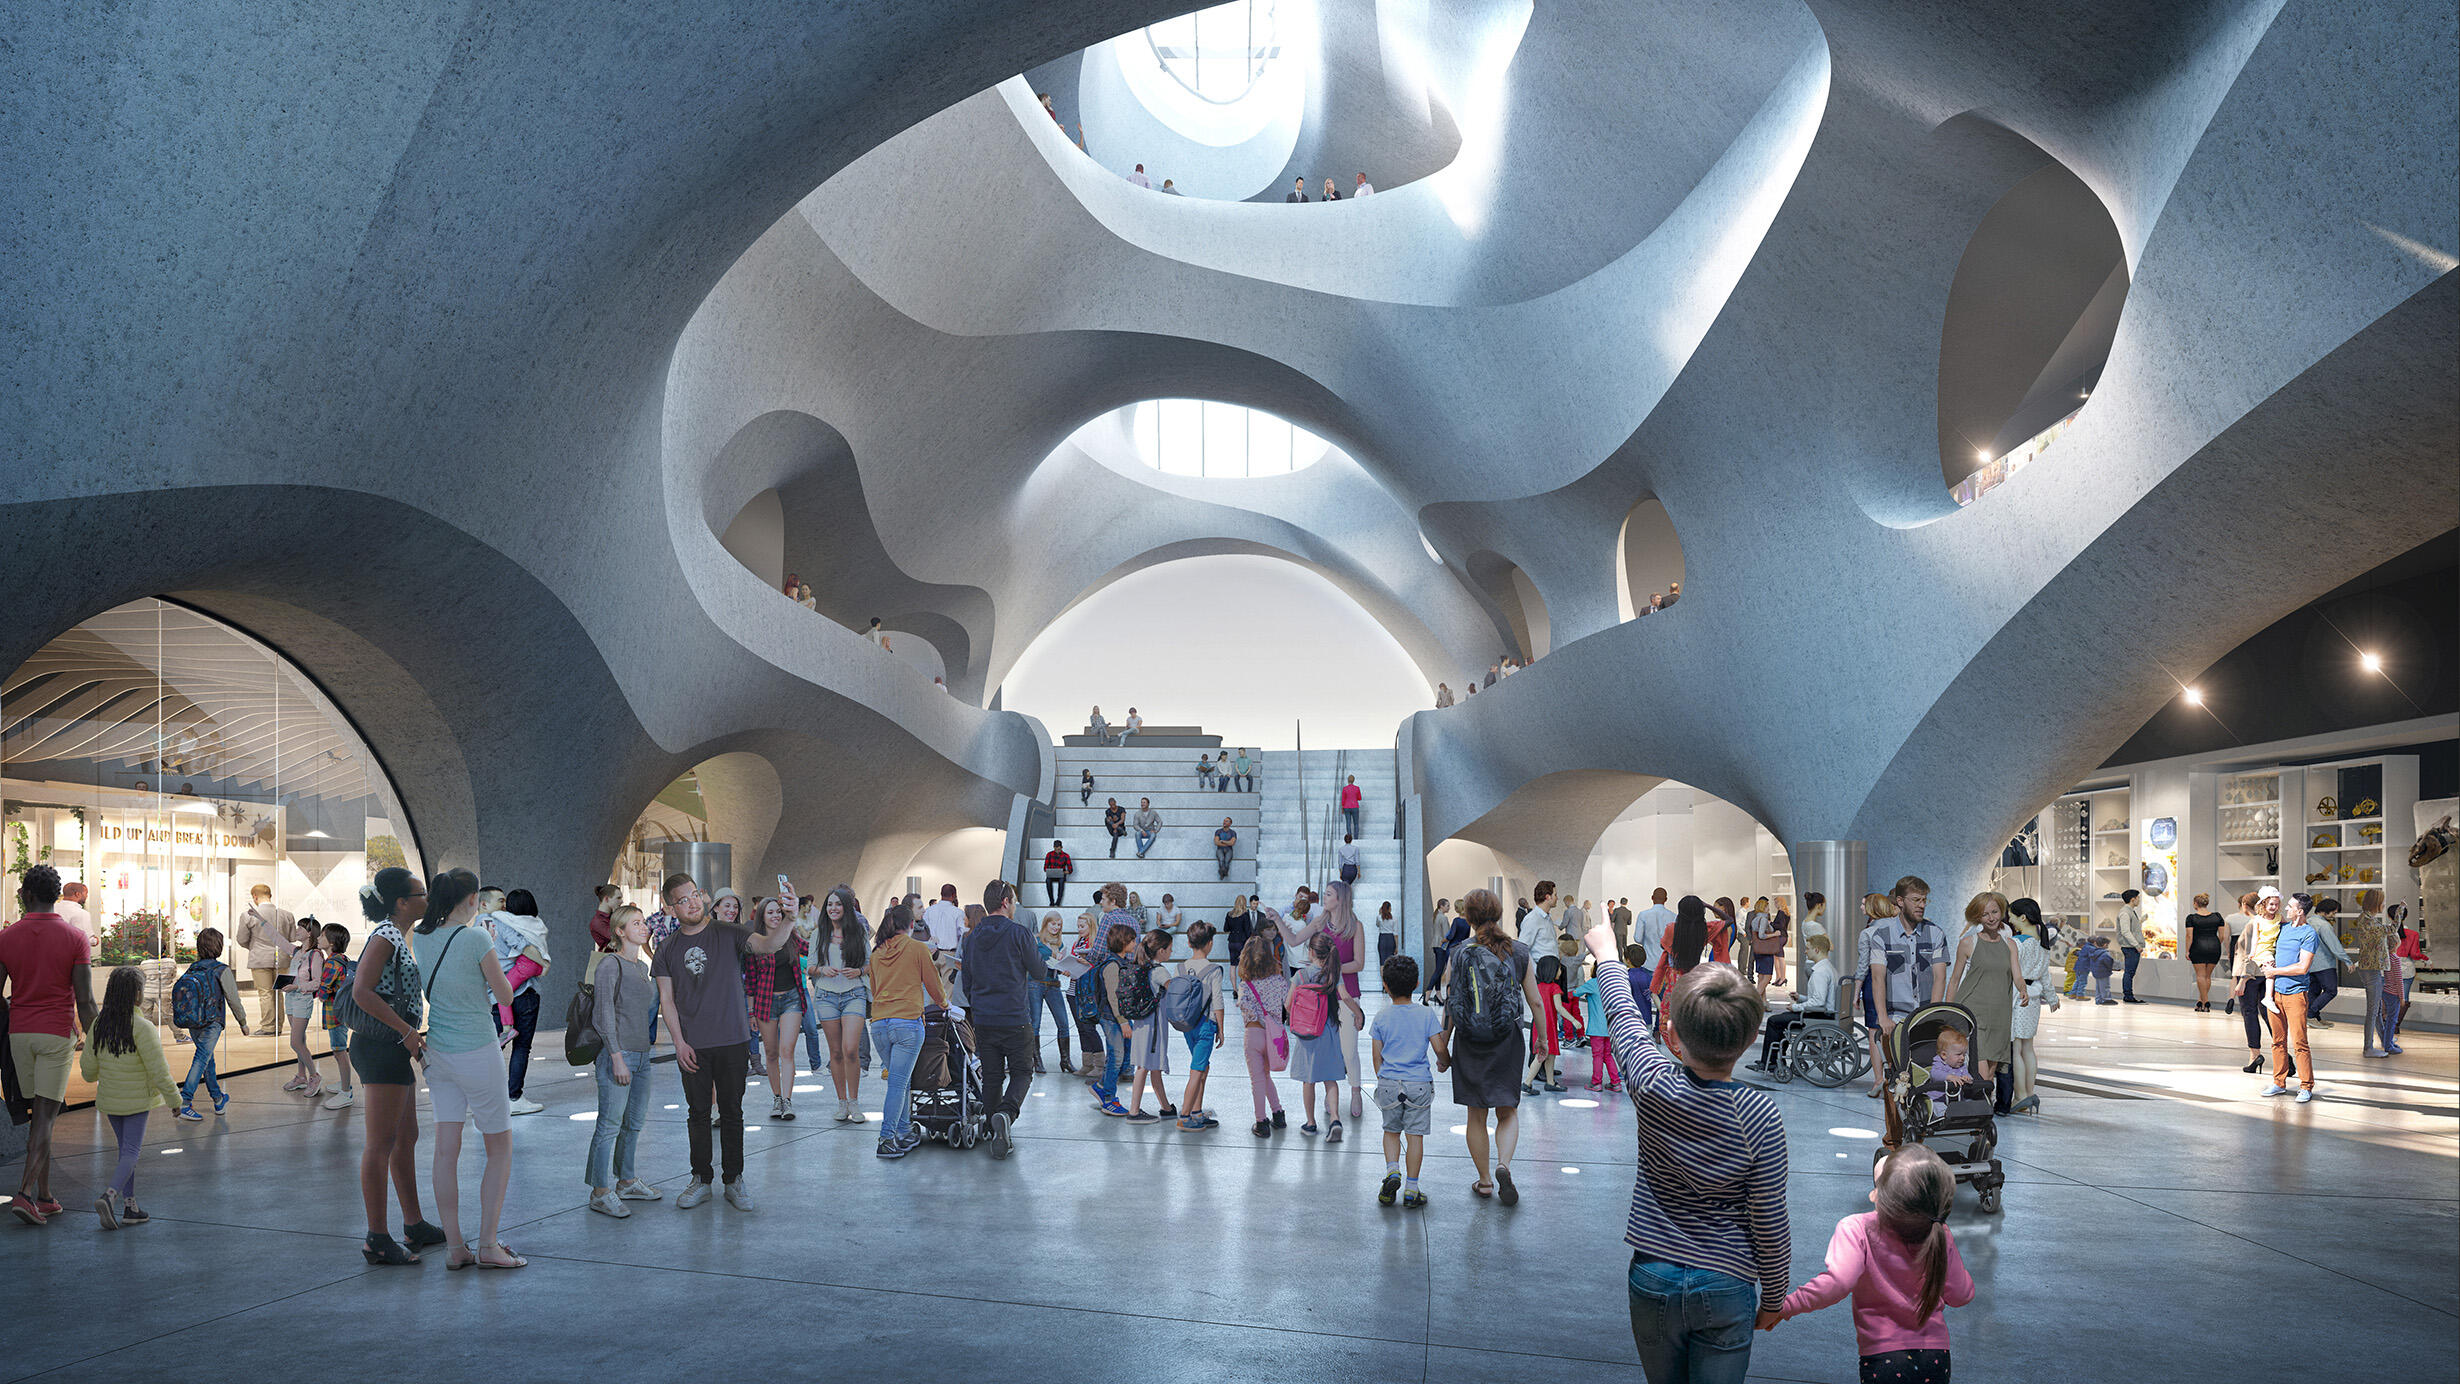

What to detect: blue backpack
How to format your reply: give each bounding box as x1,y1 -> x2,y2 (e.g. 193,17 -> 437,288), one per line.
171,959 -> 224,1030
1162,966 -> 1213,1032
1070,955 -> 1115,1022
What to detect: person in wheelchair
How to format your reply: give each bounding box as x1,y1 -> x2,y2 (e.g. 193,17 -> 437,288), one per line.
1749,934 -> 1838,1073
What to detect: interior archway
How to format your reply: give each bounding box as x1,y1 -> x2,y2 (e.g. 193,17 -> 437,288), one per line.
1464,550 -> 1551,661
1614,495 -> 1685,621
607,751 -> 783,909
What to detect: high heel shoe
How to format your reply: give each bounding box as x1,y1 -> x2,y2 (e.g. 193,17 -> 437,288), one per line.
2241,1057 -> 2265,1073
2010,1095 -> 2040,1114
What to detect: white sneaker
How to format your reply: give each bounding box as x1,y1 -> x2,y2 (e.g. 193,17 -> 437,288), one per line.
589,1189 -> 631,1218
322,1088 -> 357,1111
770,1094 -> 785,1120
2294,1090 -> 2314,1104
508,1097 -> 544,1116
724,1180 -> 755,1212
676,1180 -> 713,1209
2260,1084 -> 2291,1097
615,1178 -> 662,1202
835,1100 -> 854,1123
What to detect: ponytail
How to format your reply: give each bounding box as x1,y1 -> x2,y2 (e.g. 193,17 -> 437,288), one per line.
1460,889 -> 1509,957
1872,1145 -> 1957,1322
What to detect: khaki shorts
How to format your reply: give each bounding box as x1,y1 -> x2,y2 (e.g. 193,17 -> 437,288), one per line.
10,1031 -> 76,1104
1375,1079 -> 1434,1136
424,1042 -> 513,1134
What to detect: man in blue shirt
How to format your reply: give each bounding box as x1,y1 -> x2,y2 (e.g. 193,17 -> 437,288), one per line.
2260,893 -> 2322,1103
1214,818 -> 1238,881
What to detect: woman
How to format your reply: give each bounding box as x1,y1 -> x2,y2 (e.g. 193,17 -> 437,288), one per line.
2005,898 -> 2052,1114
1222,895 -> 1255,967
1800,892 -> 1830,947
1064,908 -> 1110,1084
2393,903 -> 2426,1037
1948,892 -> 2021,1085
1287,933 -> 1361,1139
863,904 -> 948,1158
282,925 -> 328,1097
1435,683 -> 1453,708
2223,891 -> 2262,1019
1377,900 -> 1399,966
796,582 -> 817,611
745,896 -> 806,1121
1275,880 -> 1370,1120
348,867 -> 444,1265
809,886 -> 870,1120
408,868 -> 520,1270
2182,892 -> 2229,1011
1708,897 -> 1738,968
1441,890 -> 1543,1204
1321,176 -> 1342,201
2230,890 -> 2279,1072
1858,892 -> 1898,1098
586,906 -> 661,1217
1126,891 -> 1150,927
1079,768 -> 1094,805
80,965 -> 181,1229
1236,934 -> 1291,1136
2350,889 -> 2400,1058
1427,898 -> 1455,1001
1031,912 -> 1074,1074
1747,897 -> 1785,997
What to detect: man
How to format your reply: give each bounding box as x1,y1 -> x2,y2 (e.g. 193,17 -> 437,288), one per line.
2260,892 -> 2323,1104
2113,889 -> 2147,1004
921,885 -> 965,961
1632,888 -> 1675,1026
1485,663 -> 1499,688
54,882 -> 93,948
1042,840 -> 1073,906
960,880 -> 1049,1155
1285,176 -> 1309,203
1104,797 -> 1127,857
1154,893 -> 1185,937
1611,897 -> 1634,954
1214,818 -> 1238,881
1353,172 -> 1375,197
1126,162 -> 1151,189
1119,707 -> 1143,746
651,872 -> 794,1211
1861,874 -> 1951,1094
588,883 -> 620,951
1337,833 -> 1362,886
1340,774 -> 1363,838
0,866 -> 96,1226
865,616 -> 892,651
231,884 -> 296,1036
1132,798 -> 1162,860
1160,178 -> 1183,195
1519,880 -> 1561,952
1661,581 -> 1682,607
1233,749 -> 1253,794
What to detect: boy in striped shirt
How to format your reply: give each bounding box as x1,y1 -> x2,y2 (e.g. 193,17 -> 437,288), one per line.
1582,919 -> 1790,1381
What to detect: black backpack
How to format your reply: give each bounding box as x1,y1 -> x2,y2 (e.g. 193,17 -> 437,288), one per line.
1115,959 -> 1160,1022
1446,944 -> 1525,1045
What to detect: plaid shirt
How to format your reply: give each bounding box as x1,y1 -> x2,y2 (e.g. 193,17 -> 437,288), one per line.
1859,918 -> 1951,1014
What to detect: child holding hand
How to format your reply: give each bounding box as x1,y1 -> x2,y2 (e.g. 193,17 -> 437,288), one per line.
1777,1144 -> 1974,1383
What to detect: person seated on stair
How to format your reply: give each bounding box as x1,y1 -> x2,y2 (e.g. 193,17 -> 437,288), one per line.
1133,798 -> 1162,859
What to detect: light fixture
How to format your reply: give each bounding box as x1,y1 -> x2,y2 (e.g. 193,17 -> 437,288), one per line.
2183,687 -> 2203,705
175,800 -> 215,816
303,828 -> 330,840
1975,449 -> 1991,463
2361,651 -> 2383,673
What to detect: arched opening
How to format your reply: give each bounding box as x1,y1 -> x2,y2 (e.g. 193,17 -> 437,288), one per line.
608,752 -> 783,911
1614,495 -> 1685,621
3,597 -> 426,1097
719,488 -> 785,596
999,554 -> 1430,749
891,827 -> 1013,907
1464,551 -> 1550,661
1938,162 -> 2129,502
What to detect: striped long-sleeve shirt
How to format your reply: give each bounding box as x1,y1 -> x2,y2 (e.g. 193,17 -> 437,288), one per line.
1596,958 -> 1791,1311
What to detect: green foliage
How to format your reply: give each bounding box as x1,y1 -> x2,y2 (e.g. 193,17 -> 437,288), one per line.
367,834 -> 407,873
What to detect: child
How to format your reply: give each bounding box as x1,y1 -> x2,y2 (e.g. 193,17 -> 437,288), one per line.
1291,933 -> 1364,1140
1568,963 -> 1619,1091
79,965 -> 182,1228
1369,955 -> 1449,1209
1235,935 -> 1290,1136
1780,1144 -> 1974,1383
282,922 -> 327,1097
1173,922 -> 1226,1131
315,922 -> 359,1110
1525,940 -> 1572,1093
1122,930 -> 1175,1123
1622,944 -> 1649,1013
1556,936 -> 1588,1050
2075,936 -> 2116,1004
1924,1030 -> 1982,1097
173,927 -> 250,1120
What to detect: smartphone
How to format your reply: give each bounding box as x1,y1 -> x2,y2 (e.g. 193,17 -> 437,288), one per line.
776,875 -> 795,912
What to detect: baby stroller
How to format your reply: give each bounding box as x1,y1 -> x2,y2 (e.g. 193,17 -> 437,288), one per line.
1878,1002 -> 2006,1214
906,1007 -> 988,1151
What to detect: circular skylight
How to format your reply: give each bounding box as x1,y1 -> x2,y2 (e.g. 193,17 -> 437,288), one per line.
1117,0 -> 1304,148
1146,1 -> 1279,105
1131,399 -> 1330,479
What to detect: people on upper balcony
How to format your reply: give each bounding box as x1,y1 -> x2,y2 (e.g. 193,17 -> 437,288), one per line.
1354,173 -> 1375,197
1320,178 -> 1341,201
1661,581 -> 1682,608
1485,663 -> 1499,688
866,617 -> 892,652
1436,683 -> 1453,708
783,572 -> 801,599
796,583 -> 816,611
1286,177 -> 1309,203
1161,179 -> 1183,195
1127,163 -> 1152,189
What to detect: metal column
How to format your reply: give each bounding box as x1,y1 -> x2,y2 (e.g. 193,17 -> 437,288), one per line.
1793,841 -> 1864,1030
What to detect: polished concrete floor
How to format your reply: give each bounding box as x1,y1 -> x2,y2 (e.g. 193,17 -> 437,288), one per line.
4,996 -> 2453,1383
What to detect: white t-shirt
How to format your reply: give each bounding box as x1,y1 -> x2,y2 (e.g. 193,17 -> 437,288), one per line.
1336,841 -> 1361,870
56,899 -> 94,946
920,899 -> 964,952
1153,905 -> 1184,934
1518,905 -> 1559,953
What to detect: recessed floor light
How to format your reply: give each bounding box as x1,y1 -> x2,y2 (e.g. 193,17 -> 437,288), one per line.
1561,1098 -> 1600,1108
1560,1166 -> 1581,1174
743,1125 -> 765,1132
161,1147 -> 183,1155
664,1104 -> 679,1110
568,1112 -> 595,1122
1448,1125 -> 1469,1135
1827,1127 -> 1879,1139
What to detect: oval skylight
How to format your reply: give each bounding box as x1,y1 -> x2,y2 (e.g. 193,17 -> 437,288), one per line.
1119,0 -> 1305,147
1132,399 -> 1331,478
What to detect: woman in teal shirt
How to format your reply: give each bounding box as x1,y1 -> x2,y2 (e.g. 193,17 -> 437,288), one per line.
409,869 -> 521,1268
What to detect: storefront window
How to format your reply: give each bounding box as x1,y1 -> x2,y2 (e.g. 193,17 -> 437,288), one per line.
3,599 -> 421,1095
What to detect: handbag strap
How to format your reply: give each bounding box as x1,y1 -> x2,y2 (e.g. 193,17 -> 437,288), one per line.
421,925 -> 466,1002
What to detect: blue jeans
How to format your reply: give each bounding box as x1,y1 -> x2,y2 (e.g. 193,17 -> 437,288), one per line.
587,1050 -> 652,1187
1029,981 -> 1071,1049
2121,946 -> 2141,1000
180,1025 -> 225,1105
1343,806 -> 1361,837
1135,830 -> 1156,858
2090,969 -> 2110,1002
1626,1256 -> 1758,1384
870,1018 -> 926,1139
2359,970 -> 2392,1052
1633,966 -> 1656,1028
1099,1017 -> 1129,1100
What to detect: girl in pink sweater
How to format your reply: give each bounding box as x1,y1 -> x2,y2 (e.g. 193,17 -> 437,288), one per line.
1779,1144 -> 1974,1383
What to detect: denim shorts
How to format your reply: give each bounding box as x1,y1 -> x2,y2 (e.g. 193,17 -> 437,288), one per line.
810,988 -> 869,1023
1186,1018 -> 1218,1072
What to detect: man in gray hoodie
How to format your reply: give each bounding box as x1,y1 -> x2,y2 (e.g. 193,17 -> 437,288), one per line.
1132,799 -> 1163,859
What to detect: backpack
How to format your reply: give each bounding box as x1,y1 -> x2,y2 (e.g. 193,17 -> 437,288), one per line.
171,960 -> 223,1030
1446,944 -> 1524,1045
1286,972 -> 1333,1039
565,954 -> 606,1066
1115,959 -> 1160,1022
1162,965 -> 1212,1032
1071,955 -> 1114,1022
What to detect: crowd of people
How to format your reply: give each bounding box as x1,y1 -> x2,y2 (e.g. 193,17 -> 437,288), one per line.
1030,92 -> 1378,205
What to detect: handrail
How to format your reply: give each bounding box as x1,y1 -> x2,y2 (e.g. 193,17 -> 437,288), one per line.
1296,719 -> 1309,885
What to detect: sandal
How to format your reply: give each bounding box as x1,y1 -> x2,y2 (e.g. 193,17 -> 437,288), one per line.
360,1232 -> 420,1266
446,1245 -> 480,1271
1472,1180 -> 1495,1198
476,1245 -> 527,1270
1495,1167 -> 1519,1206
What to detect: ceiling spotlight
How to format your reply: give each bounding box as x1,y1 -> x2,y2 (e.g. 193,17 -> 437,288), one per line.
2361,651 -> 2382,673
1975,449 -> 1991,463
2183,687 -> 2202,705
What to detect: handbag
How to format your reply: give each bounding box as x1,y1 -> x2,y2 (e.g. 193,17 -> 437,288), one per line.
565,953 -> 607,1067
1246,980 -> 1288,1071
334,925 -> 462,1043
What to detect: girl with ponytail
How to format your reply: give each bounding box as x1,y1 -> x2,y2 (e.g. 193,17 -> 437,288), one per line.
1777,1144 -> 1973,1383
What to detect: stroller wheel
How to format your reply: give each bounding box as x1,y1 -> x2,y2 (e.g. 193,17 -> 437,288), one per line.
1977,1185 -> 2003,1215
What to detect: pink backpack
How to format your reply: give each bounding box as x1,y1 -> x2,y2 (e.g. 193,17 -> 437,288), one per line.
1287,972 -> 1332,1039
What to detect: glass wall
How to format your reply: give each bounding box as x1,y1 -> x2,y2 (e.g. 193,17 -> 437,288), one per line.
2,599 -> 422,1095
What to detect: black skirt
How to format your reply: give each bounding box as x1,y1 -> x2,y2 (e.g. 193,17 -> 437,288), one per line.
1450,1030 -> 1526,1109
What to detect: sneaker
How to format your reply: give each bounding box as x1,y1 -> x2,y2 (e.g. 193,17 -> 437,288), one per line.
1196,1115 -> 1220,1129
989,1112 -> 1013,1160
2096,999 -> 2118,1006
616,1179 -> 662,1201
723,1181 -> 754,1212
321,1088 -> 357,1111
1378,1173 -> 1401,1206
1157,1104 -> 1178,1119
779,1096 -> 796,1122
1175,1117 -> 1205,1132
835,1100 -> 854,1123
6,1198 -> 44,1226
95,1190 -> 122,1231
1325,1121 -> 1344,1144
1125,1111 -> 1161,1125
282,1075 -> 307,1092
2122,997 -> 2144,1005
2387,1044 -> 2405,1055
2294,1090 -> 2313,1104
749,1054 -> 766,1076
676,1180 -> 713,1209
1097,1098 -> 1130,1117
1271,1109 -> 1286,1129
211,1093 -> 230,1114
1252,1120 -> 1272,1138
2260,1084 -> 2291,1097
1543,1082 -> 1566,1093
175,1106 -> 204,1122
846,1104 -> 868,1124
508,1097 -> 544,1116
2363,1049 -> 2389,1059
589,1189 -> 631,1218
1402,1188 -> 1427,1210
2307,1018 -> 2334,1029
770,1095 -> 786,1120
118,1204 -> 150,1226
876,1137 -> 909,1160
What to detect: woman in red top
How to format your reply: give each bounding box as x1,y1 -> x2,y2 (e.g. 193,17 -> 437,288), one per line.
1709,897 -> 1738,967
1650,897 -> 1711,1042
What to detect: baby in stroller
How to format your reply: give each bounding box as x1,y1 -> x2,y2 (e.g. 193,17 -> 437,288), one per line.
1881,1003 -> 2006,1214
1923,1030 -> 1987,1098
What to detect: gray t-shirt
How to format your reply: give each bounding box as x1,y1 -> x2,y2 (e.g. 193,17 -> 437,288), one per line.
652,924 -> 752,1048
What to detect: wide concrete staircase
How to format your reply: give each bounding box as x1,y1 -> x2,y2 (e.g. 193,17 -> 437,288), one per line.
1253,749 -> 1403,922
1048,740 -> 1258,955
